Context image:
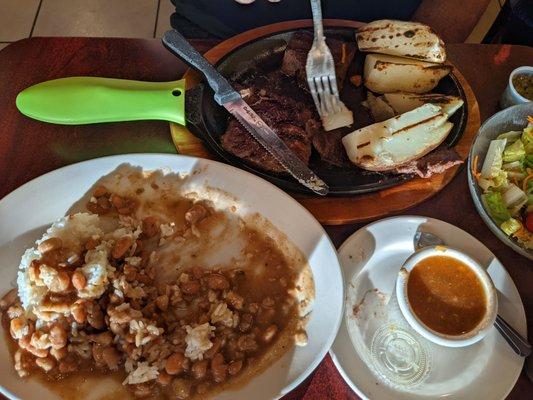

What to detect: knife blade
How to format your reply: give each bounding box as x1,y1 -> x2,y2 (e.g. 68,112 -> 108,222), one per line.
162,29 -> 329,196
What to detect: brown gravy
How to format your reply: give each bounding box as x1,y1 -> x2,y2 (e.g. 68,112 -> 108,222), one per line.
407,256 -> 487,336
1,167 -> 313,400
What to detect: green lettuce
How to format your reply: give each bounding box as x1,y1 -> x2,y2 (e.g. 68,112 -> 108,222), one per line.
522,124 -> 532,146
503,139 -> 525,163
525,154 -> 533,168
482,191 -> 511,225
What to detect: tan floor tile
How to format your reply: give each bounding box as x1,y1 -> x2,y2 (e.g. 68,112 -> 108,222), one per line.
33,0 -> 158,38
156,0 -> 175,38
0,0 -> 40,41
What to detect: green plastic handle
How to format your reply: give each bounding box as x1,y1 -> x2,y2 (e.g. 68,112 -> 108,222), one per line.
16,77 -> 186,126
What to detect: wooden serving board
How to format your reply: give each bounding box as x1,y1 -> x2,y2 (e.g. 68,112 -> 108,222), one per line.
170,19 -> 481,225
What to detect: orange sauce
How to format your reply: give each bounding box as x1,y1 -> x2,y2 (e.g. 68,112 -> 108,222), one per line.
407,256 -> 487,336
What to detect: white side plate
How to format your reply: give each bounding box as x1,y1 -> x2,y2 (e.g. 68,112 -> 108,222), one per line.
330,216 -> 526,400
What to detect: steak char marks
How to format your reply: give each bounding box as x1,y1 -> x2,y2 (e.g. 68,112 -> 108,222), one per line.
221,72 -> 317,173
220,31 -> 356,174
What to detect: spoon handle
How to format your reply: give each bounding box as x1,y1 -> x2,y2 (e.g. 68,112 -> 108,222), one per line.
494,314 -> 531,357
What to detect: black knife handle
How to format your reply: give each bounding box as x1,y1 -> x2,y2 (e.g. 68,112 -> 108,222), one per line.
162,29 -> 240,105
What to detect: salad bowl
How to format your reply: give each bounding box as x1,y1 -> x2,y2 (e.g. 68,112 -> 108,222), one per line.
468,103 -> 533,260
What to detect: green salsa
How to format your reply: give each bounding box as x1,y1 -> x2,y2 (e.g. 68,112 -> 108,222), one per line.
512,74 -> 533,100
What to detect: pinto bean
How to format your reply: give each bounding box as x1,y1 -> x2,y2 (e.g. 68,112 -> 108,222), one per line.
10,316 -> 29,339
71,301 -> 87,324
237,334 -> 258,353
165,352 -> 185,375
142,216 -> 160,237
191,359 -> 208,380
205,273 -> 230,291
156,295 -> 169,311
92,186 -> 108,197
238,313 -> 253,333
97,196 -> 111,211
27,345 -> 48,358
28,263 -> 42,284
180,281 -> 200,295
262,296 -> 275,308
210,353 -> 227,383
50,271 -> 71,293
247,303 -> 260,314
112,236 -> 133,259
71,271 -> 87,290
38,237 -> 63,254
36,356 -> 56,372
89,331 -> 113,346
50,324 -> 67,349
92,344 -> 105,365
228,360 -> 243,376
50,346 -> 68,360
87,305 -> 105,330
85,237 -> 99,251
111,194 -> 136,215
203,338 -> 222,359
102,347 -> 121,370
184,204 -> 208,225
133,383 -> 153,398
172,378 -> 192,399
226,291 -> 244,310
157,371 -> 173,386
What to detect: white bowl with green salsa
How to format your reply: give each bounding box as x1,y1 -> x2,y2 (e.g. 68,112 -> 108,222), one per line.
500,66 -> 532,109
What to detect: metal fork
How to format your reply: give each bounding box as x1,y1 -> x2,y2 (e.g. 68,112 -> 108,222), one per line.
305,0 -> 342,117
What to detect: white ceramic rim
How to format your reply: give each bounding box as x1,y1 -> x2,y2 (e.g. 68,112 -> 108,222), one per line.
508,65 -> 533,103
0,153 -> 344,400
396,246 -> 498,347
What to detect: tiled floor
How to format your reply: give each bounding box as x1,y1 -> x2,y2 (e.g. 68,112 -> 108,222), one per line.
0,0 -> 174,50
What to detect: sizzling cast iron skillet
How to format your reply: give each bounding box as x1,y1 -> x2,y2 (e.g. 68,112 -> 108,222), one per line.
183,27 -> 468,196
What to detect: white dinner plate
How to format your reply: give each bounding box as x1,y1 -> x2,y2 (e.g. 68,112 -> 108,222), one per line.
330,216 -> 526,400
0,154 -> 344,400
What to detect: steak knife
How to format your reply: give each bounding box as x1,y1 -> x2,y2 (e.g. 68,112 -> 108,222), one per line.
162,29 -> 329,196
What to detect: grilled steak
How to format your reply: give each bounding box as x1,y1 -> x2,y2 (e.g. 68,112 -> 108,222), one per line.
281,31 -> 356,89
220,33 -> 356,174
221,119 -> 311,173
394,148 -> 463,178
221,71 -> 319,173
305,119 -> 347,166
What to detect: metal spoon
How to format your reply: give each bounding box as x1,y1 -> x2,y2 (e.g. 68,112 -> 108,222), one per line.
414,229 -> 532,358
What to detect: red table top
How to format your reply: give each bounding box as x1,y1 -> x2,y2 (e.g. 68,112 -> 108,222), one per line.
0,37 -> 531,399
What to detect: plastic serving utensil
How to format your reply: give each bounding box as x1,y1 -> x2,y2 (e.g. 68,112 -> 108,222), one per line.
16,77 -> 186,125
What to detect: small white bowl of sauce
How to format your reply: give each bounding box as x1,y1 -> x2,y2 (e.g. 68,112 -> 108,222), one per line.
500,65 -> 532,109
396,246 -> 498,347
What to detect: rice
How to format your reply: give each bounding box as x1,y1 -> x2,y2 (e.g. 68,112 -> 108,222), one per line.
122,362 -> 159,385
77,245 -> 111,299
184,323 -> 215,361
210,302 -> 237,328
17,213 -> 105,315
37,213 -> 103,254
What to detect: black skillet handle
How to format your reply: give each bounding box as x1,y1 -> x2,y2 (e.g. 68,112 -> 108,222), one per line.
162,29 -> 240,106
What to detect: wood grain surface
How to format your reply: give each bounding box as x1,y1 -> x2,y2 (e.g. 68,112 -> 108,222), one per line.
171,19 -> 481,225
0,36 -> 531,400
